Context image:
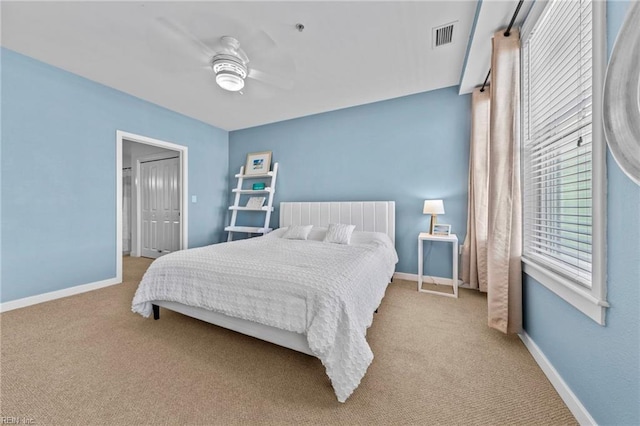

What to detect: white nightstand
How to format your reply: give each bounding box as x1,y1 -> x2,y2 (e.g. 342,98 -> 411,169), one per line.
418,232 -> 459,298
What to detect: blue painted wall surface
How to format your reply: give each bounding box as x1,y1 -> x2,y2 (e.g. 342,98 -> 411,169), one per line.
523,2 -> 640,424
1,48 -> 229,303
229,87 -> 471,277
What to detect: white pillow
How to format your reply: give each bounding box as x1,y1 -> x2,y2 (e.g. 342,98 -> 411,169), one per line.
307,226 -> 328,241
282,225 -> 313,240
323,223 -> 356,245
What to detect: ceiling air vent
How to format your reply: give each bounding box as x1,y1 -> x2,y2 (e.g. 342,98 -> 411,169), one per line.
433,21 -> 457,48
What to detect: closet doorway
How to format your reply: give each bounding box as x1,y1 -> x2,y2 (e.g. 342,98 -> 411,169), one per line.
116,131 -> 188,282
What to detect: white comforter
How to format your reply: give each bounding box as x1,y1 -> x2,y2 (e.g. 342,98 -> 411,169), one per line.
131,229 -> 398,402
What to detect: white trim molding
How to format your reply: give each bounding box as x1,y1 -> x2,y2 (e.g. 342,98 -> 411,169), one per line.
116,130 -> 189,281
519,332 -> 597,426
0,277 -> 120,313
523,260 -> 608,325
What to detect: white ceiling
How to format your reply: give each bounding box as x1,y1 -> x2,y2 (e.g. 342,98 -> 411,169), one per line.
2,1 -> 503,131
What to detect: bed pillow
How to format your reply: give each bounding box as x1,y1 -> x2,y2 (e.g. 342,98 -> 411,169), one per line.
323,223 -> 356,245
282,225 -> 314,240
307,226 -> 328,241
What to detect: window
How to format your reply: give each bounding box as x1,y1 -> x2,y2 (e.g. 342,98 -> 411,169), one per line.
521,0 -> 607,324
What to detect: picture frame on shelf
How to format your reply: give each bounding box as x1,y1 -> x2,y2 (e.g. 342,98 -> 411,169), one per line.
245,151 -> 272,175
246,196 -> 266,209
432,224 -> 451,236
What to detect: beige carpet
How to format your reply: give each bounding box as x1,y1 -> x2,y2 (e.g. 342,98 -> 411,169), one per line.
0,256 -> 576,425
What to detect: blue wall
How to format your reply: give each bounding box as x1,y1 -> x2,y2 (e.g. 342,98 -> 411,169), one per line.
1,48 -> 229,303
229,87 -> 471,277
523,2 -> 640,424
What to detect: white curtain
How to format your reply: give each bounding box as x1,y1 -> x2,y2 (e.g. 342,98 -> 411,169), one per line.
122,169 -> 132,254
487,29 -> 522,334
462,88 -> 491,293
462,29 -> 522,334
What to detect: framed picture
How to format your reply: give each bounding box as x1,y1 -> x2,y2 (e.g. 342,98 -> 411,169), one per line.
246,196 -> 266,209
245,151 -> 272,175
432,224 -> 451,236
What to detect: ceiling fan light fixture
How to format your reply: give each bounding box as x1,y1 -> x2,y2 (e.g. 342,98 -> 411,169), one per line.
216,71 -> 245,92
212,56 -> 247,92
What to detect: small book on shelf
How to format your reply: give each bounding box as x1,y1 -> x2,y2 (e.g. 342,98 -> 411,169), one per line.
245,197 -> 266,209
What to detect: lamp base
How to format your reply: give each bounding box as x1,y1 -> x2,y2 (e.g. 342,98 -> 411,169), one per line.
429,214 -> 438,234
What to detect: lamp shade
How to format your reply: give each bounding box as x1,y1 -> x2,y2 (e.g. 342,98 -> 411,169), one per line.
423,199 -> 445,215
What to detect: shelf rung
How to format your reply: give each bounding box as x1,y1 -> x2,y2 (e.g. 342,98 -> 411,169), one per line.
225,226 -> 272,234
231,188 -> 272,194
228,206 -> 274,211
234,171 -> 274,179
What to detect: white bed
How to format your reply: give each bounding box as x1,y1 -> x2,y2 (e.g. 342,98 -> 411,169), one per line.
132,201 -> 396,402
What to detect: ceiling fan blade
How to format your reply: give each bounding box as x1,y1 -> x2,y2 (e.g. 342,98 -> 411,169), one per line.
146,24 -> 202,72
243,77 -> 279,100
240,30 -> 278,60
155,17 -> 215,62
248,68 -> 294,91
247,47 -> 296,91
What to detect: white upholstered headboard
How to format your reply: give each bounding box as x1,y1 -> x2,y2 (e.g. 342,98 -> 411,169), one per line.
279,201 -> 395,244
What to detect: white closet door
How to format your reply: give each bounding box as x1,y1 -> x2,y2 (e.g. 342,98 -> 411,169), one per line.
141,157 -> 180,258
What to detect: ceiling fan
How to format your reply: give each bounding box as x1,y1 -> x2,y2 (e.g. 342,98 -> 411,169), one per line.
211,36 -> 250,92
152,17 -> 295,95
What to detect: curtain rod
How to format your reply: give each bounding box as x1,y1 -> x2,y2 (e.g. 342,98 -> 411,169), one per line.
140,156 -> 180,164
480,0 -> 524,93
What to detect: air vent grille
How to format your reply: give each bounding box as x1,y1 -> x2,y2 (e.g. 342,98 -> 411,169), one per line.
433,22 -> 457,48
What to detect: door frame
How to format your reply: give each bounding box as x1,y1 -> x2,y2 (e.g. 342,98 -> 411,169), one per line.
116,130 -> 189,282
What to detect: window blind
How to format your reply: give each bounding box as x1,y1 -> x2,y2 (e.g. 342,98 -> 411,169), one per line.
522,0 -> 593,288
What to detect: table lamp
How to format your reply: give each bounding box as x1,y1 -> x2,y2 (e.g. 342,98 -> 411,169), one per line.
423,199 -> 445,234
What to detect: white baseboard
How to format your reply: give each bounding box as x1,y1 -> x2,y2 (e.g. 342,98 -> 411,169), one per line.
393,272 -> 463,287
0,277 -> 121,313
519,332 -> 596,426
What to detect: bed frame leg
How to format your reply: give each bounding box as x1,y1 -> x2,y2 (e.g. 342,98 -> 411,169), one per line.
152,304 -> 159,320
